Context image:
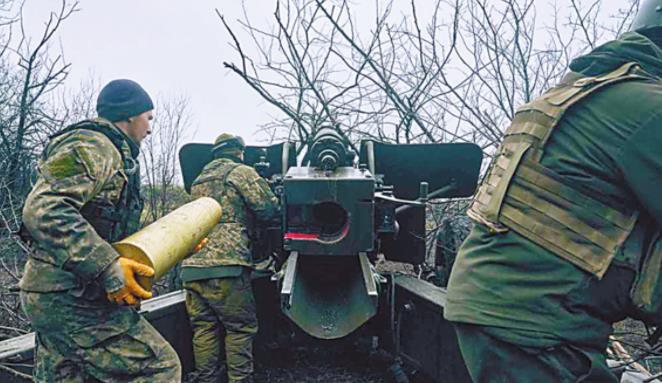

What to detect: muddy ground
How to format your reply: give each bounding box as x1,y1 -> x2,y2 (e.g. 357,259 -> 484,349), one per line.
253,343 -> 392,383
181,335 -> 405,383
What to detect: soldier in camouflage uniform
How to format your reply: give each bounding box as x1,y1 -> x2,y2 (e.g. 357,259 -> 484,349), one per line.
182,133 -> 279,383
19,79 -> 181,382
445,2 -> 662,382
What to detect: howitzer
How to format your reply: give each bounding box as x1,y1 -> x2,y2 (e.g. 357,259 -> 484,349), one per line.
179,128 -> 482,339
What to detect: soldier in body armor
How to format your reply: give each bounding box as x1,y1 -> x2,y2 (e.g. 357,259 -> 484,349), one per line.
445,2 -> 662,382
19,79 -> 181,382
182,134 -> 279,383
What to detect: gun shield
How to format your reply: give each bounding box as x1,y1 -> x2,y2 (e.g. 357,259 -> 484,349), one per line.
113,197 -> 222,289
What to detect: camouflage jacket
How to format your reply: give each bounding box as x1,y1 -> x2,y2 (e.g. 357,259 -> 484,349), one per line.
19,118 -> 141,293
183,157 -> 279,269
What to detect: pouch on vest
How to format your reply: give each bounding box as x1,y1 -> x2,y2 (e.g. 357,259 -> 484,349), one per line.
192,161 -> 241,223
629,228 -> 662,325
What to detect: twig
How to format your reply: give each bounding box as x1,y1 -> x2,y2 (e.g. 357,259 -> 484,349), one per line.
0,363 -> 32,381
610,336 -> 653,377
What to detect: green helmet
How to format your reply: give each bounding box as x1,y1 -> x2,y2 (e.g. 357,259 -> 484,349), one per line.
631,0 -> 662,31
212,133 -> 245,156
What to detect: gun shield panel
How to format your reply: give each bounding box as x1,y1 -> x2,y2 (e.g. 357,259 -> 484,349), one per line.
358,141 -> 483,199
179,142 -> 297,192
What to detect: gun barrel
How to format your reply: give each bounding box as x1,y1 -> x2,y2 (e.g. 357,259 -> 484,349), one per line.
309,128 -> 351,170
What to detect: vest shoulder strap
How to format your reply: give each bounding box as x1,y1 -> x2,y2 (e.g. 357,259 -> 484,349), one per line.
192,162 -> 242,188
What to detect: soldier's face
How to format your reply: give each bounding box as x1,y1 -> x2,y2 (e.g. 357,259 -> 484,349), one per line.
127,110 -> 153,144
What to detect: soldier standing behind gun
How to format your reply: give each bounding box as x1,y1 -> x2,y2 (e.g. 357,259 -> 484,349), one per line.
445,2 -> 662,382
182,133 -> 279,383
19,79 -> 181,382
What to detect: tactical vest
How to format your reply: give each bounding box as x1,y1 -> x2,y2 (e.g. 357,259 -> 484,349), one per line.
47,120 -> 144,242
192,160 -> 241,224
468,62 -> 655,279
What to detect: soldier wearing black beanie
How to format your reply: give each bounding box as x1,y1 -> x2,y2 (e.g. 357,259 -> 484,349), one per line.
96,79 -> 154,122
19,77 -> 181,382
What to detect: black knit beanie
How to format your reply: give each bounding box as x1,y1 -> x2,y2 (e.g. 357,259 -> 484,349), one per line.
96,79 -> 154,122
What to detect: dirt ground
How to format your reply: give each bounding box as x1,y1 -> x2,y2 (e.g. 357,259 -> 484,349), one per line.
253,343 -> 391,383
181,335 -> 399,383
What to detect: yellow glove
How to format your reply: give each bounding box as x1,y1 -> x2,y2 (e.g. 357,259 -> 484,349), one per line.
106,257 -> 154,306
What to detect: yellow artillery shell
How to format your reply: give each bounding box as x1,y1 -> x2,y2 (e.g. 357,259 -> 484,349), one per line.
113,197 -> 222,290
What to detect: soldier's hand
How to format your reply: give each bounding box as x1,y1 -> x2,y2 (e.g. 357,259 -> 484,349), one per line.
104,257 -> 154,306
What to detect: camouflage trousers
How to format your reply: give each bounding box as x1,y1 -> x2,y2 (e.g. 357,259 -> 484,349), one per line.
184,270 -> 258,383
453,323 -> 617,383
21,290 -> 181,382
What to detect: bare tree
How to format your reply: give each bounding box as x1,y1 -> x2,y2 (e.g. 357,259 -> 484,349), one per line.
219,0 -> 464,154
54,74 -> 102,127
444,0 -> 640,153
0,1 -> 79,353
2,1 -> 79,199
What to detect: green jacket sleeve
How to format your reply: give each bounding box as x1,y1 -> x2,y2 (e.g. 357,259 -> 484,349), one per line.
229,165 -> 280,222
618,113 -> 662,226
22,131 -> 122,283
